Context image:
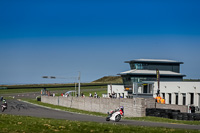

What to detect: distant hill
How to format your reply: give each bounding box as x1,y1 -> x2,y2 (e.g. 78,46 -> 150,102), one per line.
183,79 -> 200,81
92,76 -> 123,84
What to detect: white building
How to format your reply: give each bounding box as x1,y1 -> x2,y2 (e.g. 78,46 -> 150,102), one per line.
108,81 -> 200,108
154,81 -> 200,107
107,59 -> 200,108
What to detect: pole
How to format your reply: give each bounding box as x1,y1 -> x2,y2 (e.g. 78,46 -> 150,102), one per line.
156,69 -> 160,96
78,71 -> 81,96
75,82 -> 77,96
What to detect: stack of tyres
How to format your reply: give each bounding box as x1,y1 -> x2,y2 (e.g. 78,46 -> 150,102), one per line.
146,108 -> 157,116
146,108 -> 200,121
171,112 -> 179,120
160,109 -> 169,118
188,113 -> 195,121
177,113 -> 183,120
194,113 -> 200,121
182,113 -> 188,120
165,109 -> 173,119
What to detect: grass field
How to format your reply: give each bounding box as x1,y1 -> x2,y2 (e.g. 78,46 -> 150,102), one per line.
0,114 -> 200,133
0,85 -> 107,95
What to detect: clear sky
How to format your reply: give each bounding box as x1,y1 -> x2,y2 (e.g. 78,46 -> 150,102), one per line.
0,0 -> 200,85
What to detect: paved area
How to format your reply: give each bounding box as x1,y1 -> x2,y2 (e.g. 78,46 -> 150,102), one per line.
1,99 -> 200,130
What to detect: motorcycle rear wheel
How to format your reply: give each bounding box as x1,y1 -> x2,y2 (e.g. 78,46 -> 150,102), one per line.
106,116 -> 110,121
115,114 -> 121,122
2,107 -> 5,112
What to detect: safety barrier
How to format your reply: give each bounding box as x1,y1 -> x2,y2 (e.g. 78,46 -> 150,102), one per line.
146,108 -> 200,121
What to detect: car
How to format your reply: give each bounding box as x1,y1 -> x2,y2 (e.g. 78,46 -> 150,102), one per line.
64,90 -> 76,97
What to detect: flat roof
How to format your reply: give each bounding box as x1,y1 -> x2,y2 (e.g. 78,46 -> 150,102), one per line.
119,69 -> 185,77
125,59 -> 183,64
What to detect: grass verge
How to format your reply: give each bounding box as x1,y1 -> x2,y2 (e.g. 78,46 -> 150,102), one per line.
126,116 -> 200,125
0,114 -> 200,133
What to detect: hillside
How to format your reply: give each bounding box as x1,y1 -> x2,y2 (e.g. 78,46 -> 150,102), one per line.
92,76 -> 123,84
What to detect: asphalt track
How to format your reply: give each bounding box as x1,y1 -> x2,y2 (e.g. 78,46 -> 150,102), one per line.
1,99 -> 200,130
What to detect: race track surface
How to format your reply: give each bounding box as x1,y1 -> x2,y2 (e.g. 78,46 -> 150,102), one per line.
1,99 -> 200,130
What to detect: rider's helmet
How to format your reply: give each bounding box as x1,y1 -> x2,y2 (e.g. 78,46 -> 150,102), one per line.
3,99 -> 6,103
120,106 -> 124,109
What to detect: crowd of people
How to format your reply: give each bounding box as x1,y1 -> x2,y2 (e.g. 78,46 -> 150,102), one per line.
108,92 -> 117,98
60,92 -> 99,98
89,92 -> 99,98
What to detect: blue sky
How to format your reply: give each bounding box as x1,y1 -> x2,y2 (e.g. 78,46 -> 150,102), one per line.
0,0 -> 200,84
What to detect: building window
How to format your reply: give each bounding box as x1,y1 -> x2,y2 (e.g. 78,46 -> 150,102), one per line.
130,63 -> 146,70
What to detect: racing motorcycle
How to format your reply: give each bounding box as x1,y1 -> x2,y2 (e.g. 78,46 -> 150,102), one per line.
106,106 -> 124,122
1,101 -> 7,112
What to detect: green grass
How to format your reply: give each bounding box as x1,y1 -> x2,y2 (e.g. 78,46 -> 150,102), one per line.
0,83 -> 107,89
126,116 -> 200,125
0,85 -> 107,95
0,114 -> 199,133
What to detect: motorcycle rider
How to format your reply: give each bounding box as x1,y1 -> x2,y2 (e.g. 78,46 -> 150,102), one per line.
119,106 -> 124,116
2,99 -> 7,108
108,106 -> 124,116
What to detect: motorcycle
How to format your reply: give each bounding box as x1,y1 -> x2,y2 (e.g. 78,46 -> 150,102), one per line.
106,106 -> 124,122
1,103 -> 7,112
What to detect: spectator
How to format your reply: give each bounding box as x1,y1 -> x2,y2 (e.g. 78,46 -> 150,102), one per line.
112,92 -> 116,98
0,96 -> 3,101
89,93 -> 93,97
94,92 -> 98,98
109,93 -> 112,98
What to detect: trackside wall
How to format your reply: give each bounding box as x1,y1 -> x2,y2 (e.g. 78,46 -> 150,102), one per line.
41,96 -> 147,117
41,96 -> 188,117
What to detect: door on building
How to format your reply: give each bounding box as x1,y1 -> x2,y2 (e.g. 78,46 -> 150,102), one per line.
199,94 -> 200,107
169,93 -> 171,104
175,93 -> 178,105
190,93 -> 194,105
162,93 -> 165,99
143,84 -> 148,93
182,93 -> 186,105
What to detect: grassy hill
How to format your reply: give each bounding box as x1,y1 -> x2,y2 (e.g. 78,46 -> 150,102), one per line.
92,76 -> 123,84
